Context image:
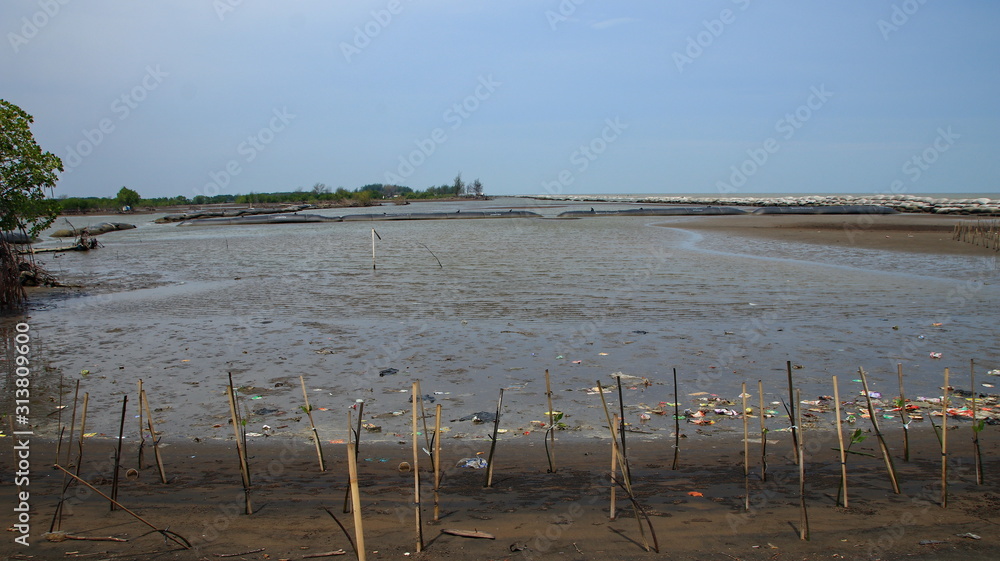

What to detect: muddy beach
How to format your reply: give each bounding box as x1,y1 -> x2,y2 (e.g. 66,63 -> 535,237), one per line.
4,199 -> 1000,559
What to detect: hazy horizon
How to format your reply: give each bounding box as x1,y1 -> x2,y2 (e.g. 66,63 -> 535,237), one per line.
4,1 -> 998,200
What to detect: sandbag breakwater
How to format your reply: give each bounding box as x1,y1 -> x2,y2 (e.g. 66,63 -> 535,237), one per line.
535,194 -> 1000,215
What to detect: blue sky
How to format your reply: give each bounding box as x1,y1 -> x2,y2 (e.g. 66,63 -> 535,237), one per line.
3,1 -> 998,199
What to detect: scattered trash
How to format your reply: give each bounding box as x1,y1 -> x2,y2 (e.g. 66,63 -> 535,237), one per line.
408,393 -> 436,404
456,457 -> 488,469
80,369 -> 90,376
458,411 -> 496,424
918,540 -> 944,546
687,491 -> 703,497
867,391 -> 882,399
929,352 -> 943,359
253,407 -> 278,415
398,462 -> 411,473
362,422 -> 381,432
988,369 -> 1000,376
631,330 -> 648,334
956,533 -> 981,540
379,368 -> 399,377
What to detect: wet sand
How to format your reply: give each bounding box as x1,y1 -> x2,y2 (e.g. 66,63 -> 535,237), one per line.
674,213 -> 995,256
2,429 -> 998,561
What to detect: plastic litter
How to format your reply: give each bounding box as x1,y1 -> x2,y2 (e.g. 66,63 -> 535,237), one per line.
956,533 -> 981,540
456,457 -> 488,469
379,368 -> 399,377
929,352 -> 943,359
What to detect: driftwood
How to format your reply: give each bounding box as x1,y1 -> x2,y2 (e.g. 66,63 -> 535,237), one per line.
214,547 -> 265,557
44,531 -> 127,543
441,529 -> 495,540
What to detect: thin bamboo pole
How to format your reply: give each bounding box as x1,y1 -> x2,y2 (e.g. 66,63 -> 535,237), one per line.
137,379 -> 145,469
484,388 -> 504,488
971,359 -> 983,485
859,368 -> 901,494
411,381 -> 424,552
610,414 -> 619,521
671,368 -> 680,470
76,393 -> 88,477
942,368 -> 949,508
433,404 -> 442,522
64,381 -> 80,468
787,361 -> 799,465
227,384 -> 253,515
833,376 -> 848,508
111,395 -> 127,511
141,390 -> 167,484
346,415 -> 367,561
742,382 -> 750,512
300,376 -> 326,472
616,377 -> 629,480
797,388 -> 809,540
545,369 -> 557,473
758,380 -> 767,482
897,364 -> 910,462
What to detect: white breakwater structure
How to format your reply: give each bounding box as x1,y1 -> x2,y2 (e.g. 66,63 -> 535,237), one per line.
529,194 -> 1000,216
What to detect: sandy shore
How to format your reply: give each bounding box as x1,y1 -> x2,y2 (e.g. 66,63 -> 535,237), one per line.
3,428 -> 998,560
672,213 -> 996,256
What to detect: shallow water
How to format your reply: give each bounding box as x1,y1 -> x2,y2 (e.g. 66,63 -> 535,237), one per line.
5,197 -> 998,444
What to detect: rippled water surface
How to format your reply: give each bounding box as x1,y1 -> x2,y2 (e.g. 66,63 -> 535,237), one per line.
7,198 -> 999,441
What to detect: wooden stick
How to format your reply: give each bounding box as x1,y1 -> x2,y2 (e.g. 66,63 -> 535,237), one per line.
65,380 -> 80,468
411,381 -> 423,552
786,361 -> 799,465
137,379 -> 145,469
346,414 -> 367,561
597,382 -> 654,552
942,368 -> 949,508
859,367 -> 901,494
300,376 -> 326,472
227,384 -> 253,515
616,376 -> 629,480
897,364 -> 910,462
610,414 -> 619,521
55,371 -> 65,467
371,228 -> 378,270
433,403 -> 442,523
758,380 -> 767,482
76,393 -> 89,477
484,388 -> 504,488
545,369 -> 557,473
971,359 -> 983,485
742,382 -> 749,512
833,376 -> 848,508
111,395 -> 127,511
141,390 -> 167,484
671,368 -> 680,470
797,388 -> 809,540
52,464 -> 191,549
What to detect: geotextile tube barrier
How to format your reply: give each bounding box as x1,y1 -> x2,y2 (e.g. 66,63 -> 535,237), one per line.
752,205 -> 899,215
557,206 -> 749,218
177,214 -> 341,226
178,210 -> 541,226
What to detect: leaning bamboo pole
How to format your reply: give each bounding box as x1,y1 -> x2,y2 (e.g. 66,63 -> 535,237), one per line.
971,359 -> 983,485
942,368 -> 950,508
859,368 -> 901,494
411,381 -> 424,552
141,390 -> 167,484
786,361 -> 800,465
758,380 -> 767,482
433,404 -> 442,522
346,414 -> 367,561
75,393 -> 89,478
484,388 -> 504,488
110,395 -> 128,511
797,388 -> 809,540
897,364 -> 910,462
300,376 -> 326,472
671,368 -> 681,470
833,375 -> 848,508
545,369 -> 557,473
742,382 -> 750,512
610,414 -> 619,521
227,384 -> 253,515
137,379 -> 145,469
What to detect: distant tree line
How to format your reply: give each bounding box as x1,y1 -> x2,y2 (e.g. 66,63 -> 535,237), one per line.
56,174 -> 487,213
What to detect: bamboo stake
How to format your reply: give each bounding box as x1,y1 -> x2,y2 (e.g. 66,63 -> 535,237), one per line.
971,359 -> 983,485
616,377 -> 629,480
797,388 -> 809,540
227,384 -> 253,515
111,395 -> 128,511
55,371 -> 65,467
742,382 -> 750,512
610,414 -> 619,521
758,380 -> 767,482
411,382 -> 424,552
371,229 -> 380,270
484,388 -> 504,488
833,376 -> 848,508
76,393 -> 89,477
671,368 -> 680,470
897,364 -> 910,462
597,382 -> 654,552
64,380 -> 80,468
942,368 -> 949,508
859,368 -> 901,494
141,390 -> 167,484
545,369 -> 557,473
300,376 -> 326,472
433,403 -> 442,522
137,379 -> 145,469
52,465 -> 191,549
344,400 -> 364,513
345,418 -> 366,561
786,361 -> 799,465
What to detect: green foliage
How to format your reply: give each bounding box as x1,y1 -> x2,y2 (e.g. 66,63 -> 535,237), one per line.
0,100 -> 63,238
116,186 -> 141,208
974,419 -> 986,434
849,428 -> 867,446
